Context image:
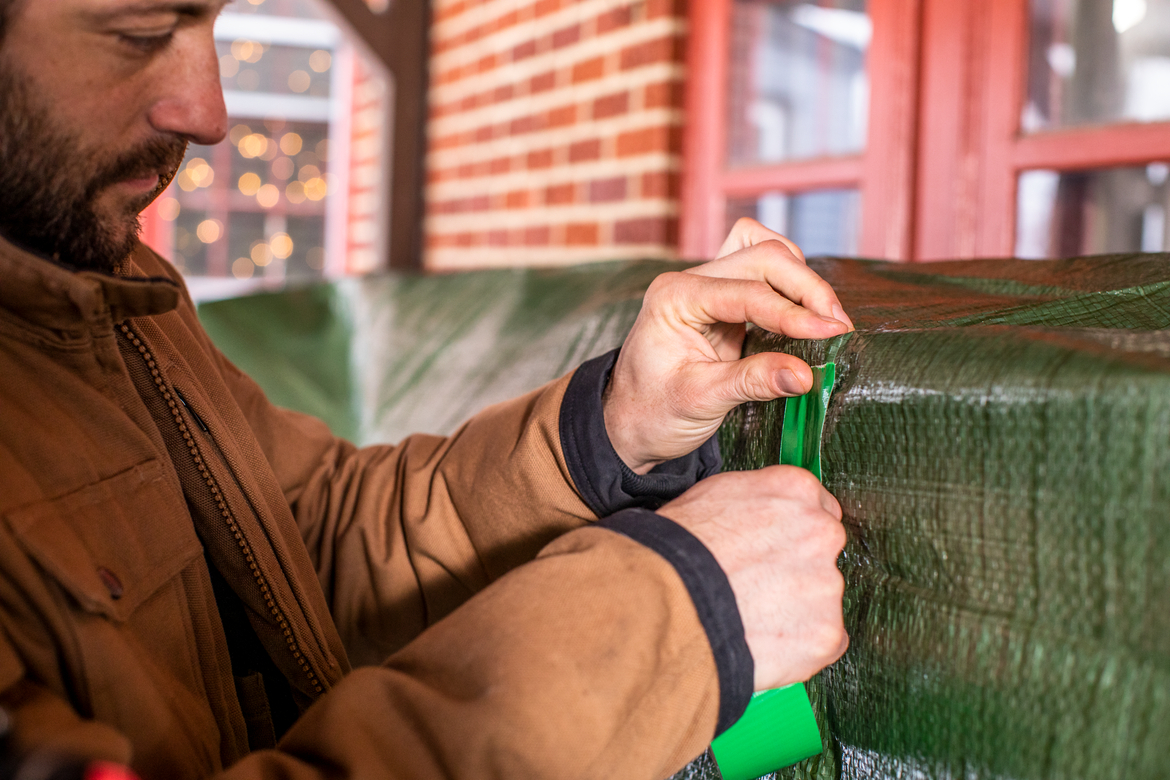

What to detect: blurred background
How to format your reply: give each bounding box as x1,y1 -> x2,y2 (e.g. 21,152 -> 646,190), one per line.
137,0 -> 1170,299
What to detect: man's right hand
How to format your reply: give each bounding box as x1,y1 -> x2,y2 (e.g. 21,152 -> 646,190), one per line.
657,466 -> 849,691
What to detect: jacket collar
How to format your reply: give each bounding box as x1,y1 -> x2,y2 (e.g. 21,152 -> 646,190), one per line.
0,235 -> 180,332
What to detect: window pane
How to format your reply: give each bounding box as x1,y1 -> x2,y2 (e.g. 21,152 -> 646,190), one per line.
727,189 -> 861,255
146,0 -> 392,301
725,0 -> 870,167
1015,164 -> 1170,257
1024,0 -> 1170,131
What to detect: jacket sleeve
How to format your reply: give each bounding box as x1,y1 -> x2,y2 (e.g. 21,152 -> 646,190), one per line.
211,329 -> 720,669
221,523 -> 731,780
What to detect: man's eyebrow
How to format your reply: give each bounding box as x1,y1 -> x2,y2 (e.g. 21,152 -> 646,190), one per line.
84,0 -> 230,23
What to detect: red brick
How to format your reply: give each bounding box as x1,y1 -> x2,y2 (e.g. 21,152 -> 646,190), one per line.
589,176 -> 627,202
545,183 -> 575,204
534,0 -> 561,17
476,54 -> 497,74
493,84 -> 515,103
572,56 -> 605,83
530,70 -> 556,93
527,148 -> 554,168
488,229 -> 509,247
565,222 -> 599,245
510,114 -> 542,135
455,232 -> 475,247
512,39 -> 537,61
592,91 -> 629,119
615,216 -> 679,244
568,139 -> 601,162
552,23 -> 581,48
547,104 -> 576,127
644,80 -> 684,109
620,35 -> 683,70
525,226 -> 552,246
616,125 -> 682,156
474,124 -> 495,143
505,190 -> 530,208
495,9 -> 520,32
489,156 -> 511,174
596,5 -> 631,33
641,171 -> 680,198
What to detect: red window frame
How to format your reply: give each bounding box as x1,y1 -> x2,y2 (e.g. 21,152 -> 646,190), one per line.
682,0 -> 1170,262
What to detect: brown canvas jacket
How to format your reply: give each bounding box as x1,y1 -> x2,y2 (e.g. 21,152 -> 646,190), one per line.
0,237 -> 744,779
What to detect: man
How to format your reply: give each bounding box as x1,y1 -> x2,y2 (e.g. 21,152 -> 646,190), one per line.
0,1 -> 852,777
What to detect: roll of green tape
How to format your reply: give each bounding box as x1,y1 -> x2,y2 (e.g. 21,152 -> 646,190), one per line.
710,684 -> 823,780
709,362 -> 837,780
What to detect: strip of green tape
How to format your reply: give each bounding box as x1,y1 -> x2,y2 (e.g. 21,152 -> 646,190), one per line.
710,362 -> 837,780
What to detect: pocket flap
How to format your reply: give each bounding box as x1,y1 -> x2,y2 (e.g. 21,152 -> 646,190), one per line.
5,461 -> 203,621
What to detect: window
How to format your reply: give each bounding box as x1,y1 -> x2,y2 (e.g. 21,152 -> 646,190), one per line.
683,0 -> 1170,261
140,0 -> 392,300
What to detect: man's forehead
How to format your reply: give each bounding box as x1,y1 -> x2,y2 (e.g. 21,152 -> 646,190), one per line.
77,0 -> 229,21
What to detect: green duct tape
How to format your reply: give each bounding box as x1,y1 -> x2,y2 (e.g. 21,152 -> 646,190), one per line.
711,362 -> 838,780
711,685 -> 823,780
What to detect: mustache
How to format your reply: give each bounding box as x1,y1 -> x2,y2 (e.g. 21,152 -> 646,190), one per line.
89,136 -> 189,197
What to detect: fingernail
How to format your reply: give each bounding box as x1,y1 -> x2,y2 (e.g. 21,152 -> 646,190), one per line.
779,369 -> 806,394
831,304 -> 855,331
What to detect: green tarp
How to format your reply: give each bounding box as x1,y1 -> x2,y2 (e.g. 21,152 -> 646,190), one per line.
199,254 -> 1170,780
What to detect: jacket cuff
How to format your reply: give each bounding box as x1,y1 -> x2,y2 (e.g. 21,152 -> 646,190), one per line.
560,349 -> 722,518
597,508 -> 753,736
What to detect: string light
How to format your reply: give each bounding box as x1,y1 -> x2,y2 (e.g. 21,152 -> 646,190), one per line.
280,133 -> 303,156
196,219 -> 222,243
288,70 -> 311,93
256,184 -> 280,208
309,50 -> 332,72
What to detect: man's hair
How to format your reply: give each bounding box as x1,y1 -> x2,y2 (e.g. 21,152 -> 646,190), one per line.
0,0 -> 11,43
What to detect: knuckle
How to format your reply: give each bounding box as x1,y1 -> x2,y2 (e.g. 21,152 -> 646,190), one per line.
732,216 -> 759,234
828,520 -> 848,552
645,271 -> 684,303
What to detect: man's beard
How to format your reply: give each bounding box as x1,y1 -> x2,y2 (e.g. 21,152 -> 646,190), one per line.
0,65 -> 188,273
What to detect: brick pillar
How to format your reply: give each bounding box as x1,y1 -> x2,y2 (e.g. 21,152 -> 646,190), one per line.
425,0 -> 687,270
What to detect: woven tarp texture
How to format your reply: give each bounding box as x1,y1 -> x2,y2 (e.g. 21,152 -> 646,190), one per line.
199,254 -> 1170,780
198,260 -> 671,445
704,253 -> 1170,780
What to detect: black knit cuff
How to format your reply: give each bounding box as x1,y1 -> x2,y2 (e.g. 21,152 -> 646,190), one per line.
560,349 -> 722,518
598,508 -> 753,736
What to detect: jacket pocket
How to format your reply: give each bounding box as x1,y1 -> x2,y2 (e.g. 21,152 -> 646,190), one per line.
4,461 -> 203,622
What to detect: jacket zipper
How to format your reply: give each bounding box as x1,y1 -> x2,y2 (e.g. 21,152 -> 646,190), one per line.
118,322 -> 324,695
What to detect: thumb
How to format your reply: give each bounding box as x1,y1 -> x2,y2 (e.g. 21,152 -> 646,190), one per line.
697,352 -> 814,412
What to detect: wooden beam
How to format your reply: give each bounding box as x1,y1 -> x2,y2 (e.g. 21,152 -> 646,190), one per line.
326,0 -> 431,270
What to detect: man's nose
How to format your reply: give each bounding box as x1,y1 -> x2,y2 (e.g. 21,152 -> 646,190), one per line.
147,29 -> 229,145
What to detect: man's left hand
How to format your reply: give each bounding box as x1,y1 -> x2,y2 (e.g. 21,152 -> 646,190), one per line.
603,219 -> 854,474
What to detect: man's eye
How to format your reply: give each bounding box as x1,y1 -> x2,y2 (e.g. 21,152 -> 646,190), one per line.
119,32 -> 175,53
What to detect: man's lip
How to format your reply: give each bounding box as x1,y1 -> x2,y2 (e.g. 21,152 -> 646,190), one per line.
118,174 -> 162,194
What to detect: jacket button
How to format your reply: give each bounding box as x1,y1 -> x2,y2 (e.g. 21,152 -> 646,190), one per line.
96,568 -> 124,600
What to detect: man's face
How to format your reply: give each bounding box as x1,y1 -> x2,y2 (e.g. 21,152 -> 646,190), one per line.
0,0 -> 229,272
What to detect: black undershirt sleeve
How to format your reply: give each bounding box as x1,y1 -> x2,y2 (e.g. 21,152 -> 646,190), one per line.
559,349 -> 752,735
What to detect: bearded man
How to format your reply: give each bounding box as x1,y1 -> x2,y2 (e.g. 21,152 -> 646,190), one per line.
0,1 -> 852,778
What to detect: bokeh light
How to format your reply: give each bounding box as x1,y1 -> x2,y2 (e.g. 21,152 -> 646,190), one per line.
251,241 -> 272,266
285,181 -> 307,203
232,257 -> 255,278
196,219 -> 223,243
272,157 -> 295,180
256,184 -> 280,208
270,232 -> 294,259
238,133 -> 269,159
280,132 -> 303,156
309,50 -> 332,72
288,70 -> 311,93
157,197 -> 181,221
238,172 -> 262,196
